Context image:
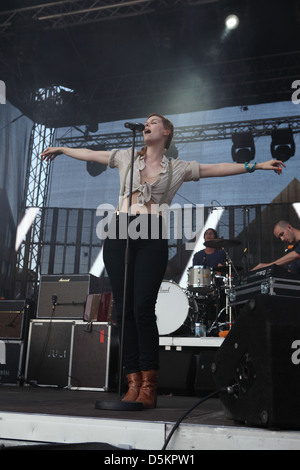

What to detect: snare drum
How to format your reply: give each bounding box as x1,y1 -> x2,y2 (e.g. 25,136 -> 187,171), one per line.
187,265 -> 214,293
155,281 -> 189,335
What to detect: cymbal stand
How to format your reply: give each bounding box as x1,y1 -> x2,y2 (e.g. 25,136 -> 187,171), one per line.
208,277 -> 221,336
222,248 -> 239,328
242,206 -> 250,272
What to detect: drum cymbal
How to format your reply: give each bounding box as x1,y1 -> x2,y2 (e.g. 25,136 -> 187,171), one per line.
213,265 -> 243,274
204,238 -> 241,249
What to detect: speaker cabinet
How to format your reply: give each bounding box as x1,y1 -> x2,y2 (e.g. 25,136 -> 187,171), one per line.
213,295 -> 300,429
0,340 -> 24,385
25,320 -> 119,390
25,320 -> 74,387
37,274 -> 100,319
0,300 -> 28,340
70,322 -> 118,391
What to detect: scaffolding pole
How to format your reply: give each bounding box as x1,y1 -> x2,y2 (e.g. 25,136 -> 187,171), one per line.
14,121 -> 54,300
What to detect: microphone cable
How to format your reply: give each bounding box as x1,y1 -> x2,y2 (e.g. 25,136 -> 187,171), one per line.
161,385 -> 237,451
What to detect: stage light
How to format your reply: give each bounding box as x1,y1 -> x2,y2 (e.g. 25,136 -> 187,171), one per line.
86,161 -> 106,177
231,132 -> 255,163
85,144 -> 107,176
270,128 -> 295,162
165,143 -> 179,159
225,14 -> 239,30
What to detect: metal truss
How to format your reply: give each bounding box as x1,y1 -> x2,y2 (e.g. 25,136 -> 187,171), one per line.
56,115 -> 300,150
27,49 -> 299,128
15,120 -> 54,298
1,1 -> 299,128
0,0 -> 216,34
92,50 -> 299,116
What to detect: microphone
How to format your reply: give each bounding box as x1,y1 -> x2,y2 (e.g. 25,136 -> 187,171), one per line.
124,122 -> 145,132
240,247 -> 248,258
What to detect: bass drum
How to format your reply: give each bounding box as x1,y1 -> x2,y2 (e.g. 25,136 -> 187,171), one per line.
156,281 -> 189,335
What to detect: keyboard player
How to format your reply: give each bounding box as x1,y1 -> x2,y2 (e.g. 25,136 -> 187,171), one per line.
252,220 -> 300,274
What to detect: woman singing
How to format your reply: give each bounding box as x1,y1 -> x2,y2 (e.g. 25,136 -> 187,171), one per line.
42,113 -> 284,408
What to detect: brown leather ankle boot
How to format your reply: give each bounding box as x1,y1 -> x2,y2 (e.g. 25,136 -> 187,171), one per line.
136,370 -> 157,409
122,372 -> 142,402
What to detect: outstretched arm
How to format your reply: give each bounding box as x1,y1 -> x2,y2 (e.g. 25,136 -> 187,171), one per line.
199,160 -> 285,178
41,146 -> 110,165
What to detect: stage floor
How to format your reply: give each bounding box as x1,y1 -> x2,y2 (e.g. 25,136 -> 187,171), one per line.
0,386 -> 300,451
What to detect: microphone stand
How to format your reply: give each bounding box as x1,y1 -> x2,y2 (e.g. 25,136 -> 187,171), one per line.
95,125 -> 143,411
242,206 -> 250,272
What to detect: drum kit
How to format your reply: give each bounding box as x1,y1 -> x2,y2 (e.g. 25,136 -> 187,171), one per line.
156,238 -> 242,337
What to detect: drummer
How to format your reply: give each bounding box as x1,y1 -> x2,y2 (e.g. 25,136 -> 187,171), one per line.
193,228 -> 226,269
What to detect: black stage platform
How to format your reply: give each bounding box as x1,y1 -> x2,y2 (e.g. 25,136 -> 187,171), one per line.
0,386 -> 224,423
0,386 -> 300,451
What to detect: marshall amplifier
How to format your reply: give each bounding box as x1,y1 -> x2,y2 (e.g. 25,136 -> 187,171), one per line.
37,274 -> 100,319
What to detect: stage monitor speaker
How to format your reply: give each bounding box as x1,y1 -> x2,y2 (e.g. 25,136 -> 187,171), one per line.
0,300 -> 28,340
213,295 -> 300,429
37,274 -> 100,319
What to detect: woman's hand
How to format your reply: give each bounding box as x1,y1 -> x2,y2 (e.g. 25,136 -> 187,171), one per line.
257,159 -> 286,174
41,147 -> 63,162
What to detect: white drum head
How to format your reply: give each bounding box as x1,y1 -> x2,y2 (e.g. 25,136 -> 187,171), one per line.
155,281 -> 189,335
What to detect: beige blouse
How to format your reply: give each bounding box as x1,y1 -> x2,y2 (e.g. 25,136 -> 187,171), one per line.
108,148 -> 200,208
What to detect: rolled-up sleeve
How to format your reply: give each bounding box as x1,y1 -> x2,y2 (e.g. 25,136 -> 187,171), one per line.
183,160 -> 200,181
108,149 -> 120,168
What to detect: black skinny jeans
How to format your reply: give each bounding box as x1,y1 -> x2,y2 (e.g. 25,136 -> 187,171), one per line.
103,214 -> 168,375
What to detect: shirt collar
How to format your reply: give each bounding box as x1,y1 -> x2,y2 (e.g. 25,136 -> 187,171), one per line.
137,153 -> 168,174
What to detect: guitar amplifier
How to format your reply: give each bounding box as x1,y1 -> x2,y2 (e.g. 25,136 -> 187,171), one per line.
37,274 -> 100,319
0,300 -> 29,340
